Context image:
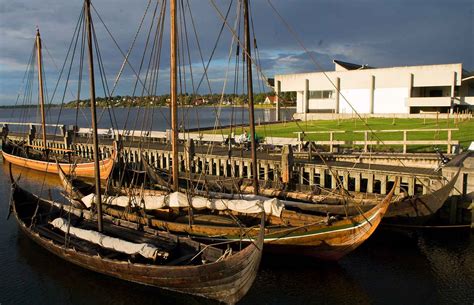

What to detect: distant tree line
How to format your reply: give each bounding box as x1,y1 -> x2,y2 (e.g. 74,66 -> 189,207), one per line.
64,92 -> 297,108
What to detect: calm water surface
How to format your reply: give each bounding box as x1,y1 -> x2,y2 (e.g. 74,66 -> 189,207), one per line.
0,158 -> 473,305
0,106 -> 295,133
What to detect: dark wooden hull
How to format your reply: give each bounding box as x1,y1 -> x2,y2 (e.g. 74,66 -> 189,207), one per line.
286,170 -> 460,225
11,183 -> 264,304
383,169 -> 460,222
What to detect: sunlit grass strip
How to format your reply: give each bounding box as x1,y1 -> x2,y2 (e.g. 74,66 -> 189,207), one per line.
206,118 -> 474,152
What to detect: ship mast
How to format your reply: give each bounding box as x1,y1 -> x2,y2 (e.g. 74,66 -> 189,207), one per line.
243,0 -> 258,195
35,28 -> 47,153
170,0 -> 179,191
85,0 -> 103,232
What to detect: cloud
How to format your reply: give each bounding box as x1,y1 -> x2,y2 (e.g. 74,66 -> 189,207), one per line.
0,0 -> 472,105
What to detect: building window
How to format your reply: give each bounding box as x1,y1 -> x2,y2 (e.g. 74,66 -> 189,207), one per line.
467,85 -> 474,96
309,90 -> 333,99
429,89 -> 443,97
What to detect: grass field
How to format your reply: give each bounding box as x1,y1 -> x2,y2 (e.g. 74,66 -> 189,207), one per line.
207,117 -> 474,152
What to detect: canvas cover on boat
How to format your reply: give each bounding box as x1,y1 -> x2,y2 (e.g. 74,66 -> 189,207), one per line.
81,191 -> 284,217
51,218 -> 168,260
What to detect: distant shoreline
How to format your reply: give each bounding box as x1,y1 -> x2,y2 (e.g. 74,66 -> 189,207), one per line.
0,104 -> 295,110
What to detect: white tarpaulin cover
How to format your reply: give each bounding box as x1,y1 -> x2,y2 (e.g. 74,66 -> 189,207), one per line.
51,218 -> 167,260
82,191 -> 284,217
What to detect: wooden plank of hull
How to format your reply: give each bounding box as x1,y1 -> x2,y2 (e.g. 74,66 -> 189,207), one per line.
263,209 -> 384,260
11,184 -> 264,304
2,150 -> 114,180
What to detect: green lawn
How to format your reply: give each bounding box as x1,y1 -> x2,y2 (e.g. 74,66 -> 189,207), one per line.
207,117 -> 474,152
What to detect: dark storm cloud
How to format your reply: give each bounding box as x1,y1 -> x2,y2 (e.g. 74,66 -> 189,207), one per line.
0,0 -> 472,105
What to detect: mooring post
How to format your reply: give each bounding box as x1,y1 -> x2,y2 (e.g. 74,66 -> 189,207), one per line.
355,173 -> 361,192
281,144 -> 294,183
320,168 -> 326,187
367,174 -> 374,193
380,175 -> 387,195
184,138 -> 195,172
343,171 -> 349,190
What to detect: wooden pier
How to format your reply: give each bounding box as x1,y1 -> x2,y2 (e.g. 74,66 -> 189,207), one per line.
2,122 -> 473,227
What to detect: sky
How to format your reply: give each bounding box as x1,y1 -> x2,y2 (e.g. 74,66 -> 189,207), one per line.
0,0 -> 472,106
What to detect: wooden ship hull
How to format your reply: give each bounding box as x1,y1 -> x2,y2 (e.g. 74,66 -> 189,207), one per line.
2,140 -> 115,180
10,181 -> 264,304
59,164 -> 397,261
100,191 -> 393,260
284,169 -> 460,225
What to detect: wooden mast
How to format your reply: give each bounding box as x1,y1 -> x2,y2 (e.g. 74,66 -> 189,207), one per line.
35,28 -> 48,153
243,0 -> 258,195
85,0 -> 103,232
170,0 -> 179,191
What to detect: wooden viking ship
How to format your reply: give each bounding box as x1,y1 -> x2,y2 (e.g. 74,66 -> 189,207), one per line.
0,28 -> 115,181
1,141 -> 116,180
283,169 -> 460,225
58,163 -> 397,260
10,179 -> 264,304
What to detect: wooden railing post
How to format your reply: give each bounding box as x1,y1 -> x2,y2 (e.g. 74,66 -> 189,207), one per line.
403,130 -> 407,153
297,132 -> 301,152
364,131 -> 368,152
447,129 -> 452,153
329,131 -> 334,153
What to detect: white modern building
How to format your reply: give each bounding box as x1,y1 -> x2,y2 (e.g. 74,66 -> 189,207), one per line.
274,60 -> 474,119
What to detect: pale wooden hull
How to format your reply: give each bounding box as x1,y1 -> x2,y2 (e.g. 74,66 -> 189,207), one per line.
60,157 -> 397,260
2,150 -> 114,180
65,176 -> 396,261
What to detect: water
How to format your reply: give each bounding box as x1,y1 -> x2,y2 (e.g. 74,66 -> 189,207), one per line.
0,107 -> 473,304
0,106 -> 296,133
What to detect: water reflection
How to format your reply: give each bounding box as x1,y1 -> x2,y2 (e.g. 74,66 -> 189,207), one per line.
417,230 -> 473,304
243,254 -> 371,305
2,161 -> 65,202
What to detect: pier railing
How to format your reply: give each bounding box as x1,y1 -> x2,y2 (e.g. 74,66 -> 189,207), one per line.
293,128 -> 459,153
2,121 -> 459,153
